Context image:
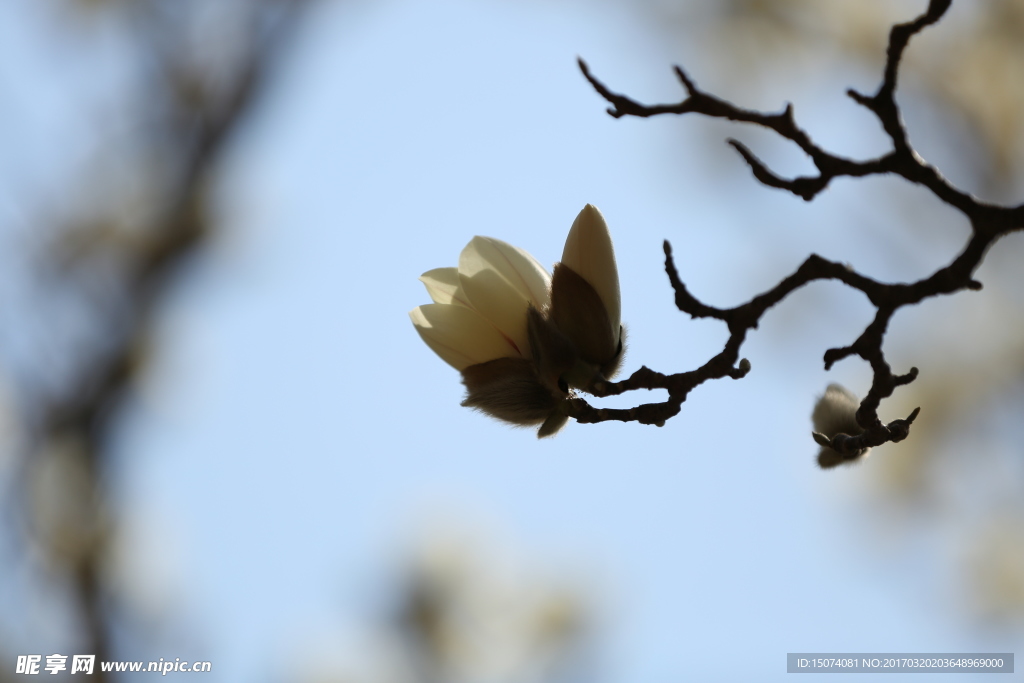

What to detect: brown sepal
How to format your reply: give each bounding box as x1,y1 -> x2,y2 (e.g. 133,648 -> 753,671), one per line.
549,264 -> 619,365
460,358 -> 559,426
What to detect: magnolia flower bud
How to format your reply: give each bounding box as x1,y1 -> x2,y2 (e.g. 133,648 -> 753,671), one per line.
410,204 -> 628,437
411,235 -> 569,437
549,204 -> 625,389
812,383 -> 870,468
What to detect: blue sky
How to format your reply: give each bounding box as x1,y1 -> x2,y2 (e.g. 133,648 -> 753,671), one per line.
2,0 -> 1019,681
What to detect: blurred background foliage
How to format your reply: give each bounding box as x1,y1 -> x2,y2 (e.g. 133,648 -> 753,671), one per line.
1,0 -> 1022,681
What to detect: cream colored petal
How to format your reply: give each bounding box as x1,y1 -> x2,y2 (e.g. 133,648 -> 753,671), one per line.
561,204 -> 621,335
458,236 -> 551,357
410,304 -> 520,371
812,383 -> 862,437
420,268 -> 470,307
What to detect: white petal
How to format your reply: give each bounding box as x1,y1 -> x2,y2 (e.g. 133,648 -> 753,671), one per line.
812,384 -> 862,437
420,268 -> 470,307
410,304 -> 520,370
458,236 -> 551,358
561,204 -> 620,335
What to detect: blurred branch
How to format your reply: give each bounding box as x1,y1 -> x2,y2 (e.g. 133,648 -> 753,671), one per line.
572,0 -> 1024,455
29,1 -> 311,676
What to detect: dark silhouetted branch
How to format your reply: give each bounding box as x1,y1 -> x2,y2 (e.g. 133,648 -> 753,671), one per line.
572,0 -> 1024,456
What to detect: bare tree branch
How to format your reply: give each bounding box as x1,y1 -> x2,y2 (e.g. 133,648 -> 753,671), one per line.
572,0 -> 1024,455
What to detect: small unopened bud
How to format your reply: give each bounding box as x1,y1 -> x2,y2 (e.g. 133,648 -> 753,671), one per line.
811,383 -> 870,469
